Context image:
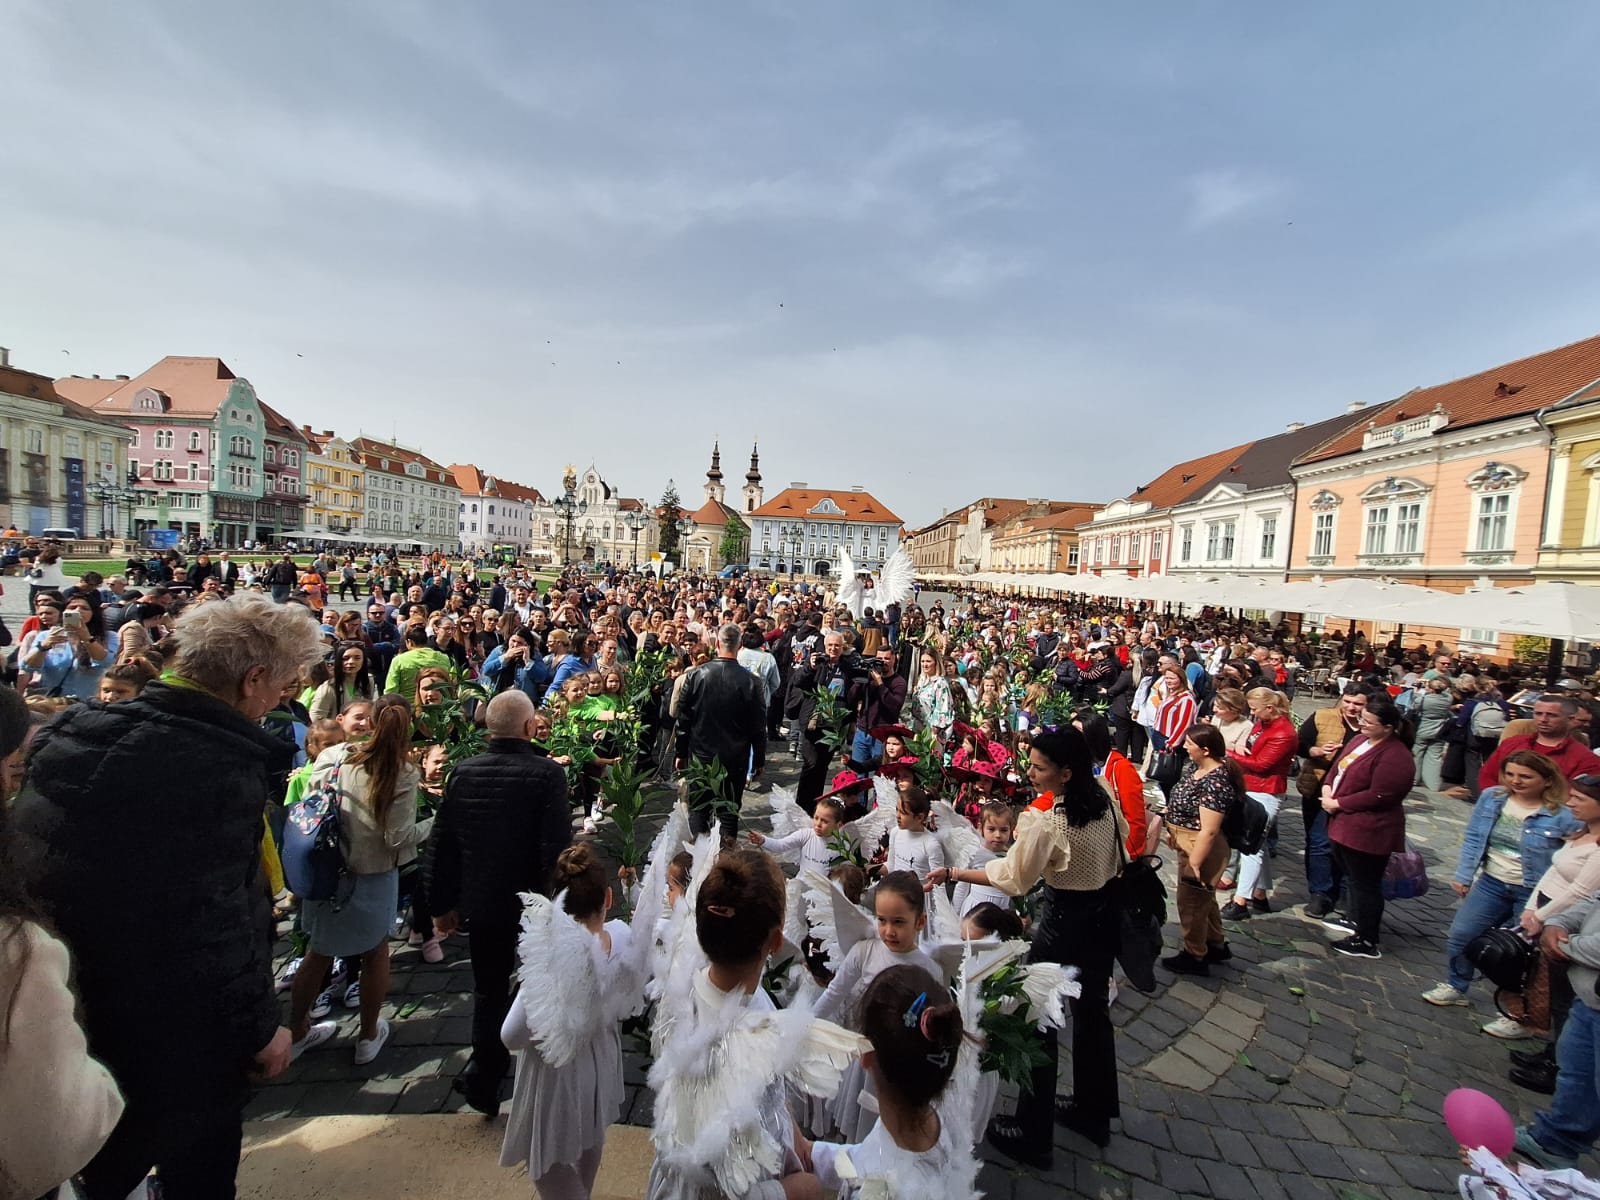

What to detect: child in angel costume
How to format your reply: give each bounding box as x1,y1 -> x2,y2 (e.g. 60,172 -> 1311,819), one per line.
498,836 -> 669,1200
747,788 -> 852,878
647,842 -> 867,1200
951,801 -> 1016,918
808,964 -> 982,1200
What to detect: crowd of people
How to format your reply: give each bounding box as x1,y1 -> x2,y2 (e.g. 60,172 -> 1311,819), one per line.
3,553 -> 1600,1196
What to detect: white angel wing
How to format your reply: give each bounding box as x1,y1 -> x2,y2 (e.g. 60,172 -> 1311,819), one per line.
782,876 -> 811,958
649,832 -> 721,1056
871,773 -> 898,814
931,799 -> 984,869
513,890 -> 602,1068
617,803 -> 691,1011
650,995 -> 866,1198
764,783 -> 810,841
877,546 -> 916,611
848,788 -> 895,852
836,545 -> 863,619
801,868 -> 875,970
1018,961 -> 1081,1031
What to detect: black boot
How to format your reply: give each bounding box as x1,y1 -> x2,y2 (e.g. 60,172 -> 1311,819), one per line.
1161,950 -> 1209,976
985,1115 -> 1053,1169
1509,1059 -> 1558,1095
1054,1094 -> 1112,1147
1509,1044 -> 1556,1071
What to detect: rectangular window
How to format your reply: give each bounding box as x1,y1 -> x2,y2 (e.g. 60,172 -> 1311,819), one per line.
1151,532 -> 1164,560
130,429 -> 140,448
1205,523 -> 1220,560
25,430 -> 43,453
187,463 -> 197,481
189,431 -> 201,451
1476,494 -> 1510,551
1180,525 -> 1192,562
1221,521 -> 1235,559
1259,515 -> 1277,561
1092,538 -> 1103,566
1068,545 -> 1080,569
1394,502 -> 1421,554
1461,627 -> 1499,653
1128,533 -> 1141,562
1313,512 -> 1335,557
1110,535 -> 1122,562
1363,506 -> 1388,555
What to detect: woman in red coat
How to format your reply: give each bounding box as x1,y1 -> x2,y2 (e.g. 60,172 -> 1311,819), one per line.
1222,687 -> 1298,920
1319,696 -> 1415,959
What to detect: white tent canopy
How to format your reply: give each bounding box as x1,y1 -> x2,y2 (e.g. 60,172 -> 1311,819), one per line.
1382,582 -> 1600,642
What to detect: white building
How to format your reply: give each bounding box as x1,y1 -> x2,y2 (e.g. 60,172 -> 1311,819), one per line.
351,437 -> 461,550
527,464 -> 656,566
749,485 -> 903,576
450,463 -> 543,555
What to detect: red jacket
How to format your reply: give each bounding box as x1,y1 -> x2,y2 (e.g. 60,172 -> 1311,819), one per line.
1478,733 -> 1600,793
1325,734 -> 1414,856
1228,715 -> 1296,795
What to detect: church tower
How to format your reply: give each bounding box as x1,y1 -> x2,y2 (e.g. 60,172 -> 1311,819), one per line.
704,441 -> 725,505
743,443 -> 763,513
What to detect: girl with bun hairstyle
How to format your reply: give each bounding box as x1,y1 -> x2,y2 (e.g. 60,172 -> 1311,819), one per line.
499,842 -> 635,1200
811,964 -> 979,1200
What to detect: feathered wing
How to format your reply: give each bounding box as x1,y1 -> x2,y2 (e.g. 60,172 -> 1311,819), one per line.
764,783 -> 810,842
782,876 -> 811,955
651,991 -> 867,1198
1018,961 -> 1081,1031
836,545 -> 864,619
931,799 -> 984,868
649,832 -> 720,1056
801,869 -> 875,971
615,804 -> 690,1016
877,546 -> 917,610
513,890 -> 603,1068
848,792 -> 895,853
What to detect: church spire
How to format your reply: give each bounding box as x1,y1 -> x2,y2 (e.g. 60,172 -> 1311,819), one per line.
706,440 -> 723,482
745,442 -> 761,483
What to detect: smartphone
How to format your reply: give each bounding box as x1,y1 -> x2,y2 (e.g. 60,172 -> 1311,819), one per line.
63,610 -> 83,630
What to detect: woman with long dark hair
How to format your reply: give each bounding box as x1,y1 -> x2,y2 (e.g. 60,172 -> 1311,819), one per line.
309,640 -> 378,722
927,726 -> 1125,1165
288,695 -> 421,1065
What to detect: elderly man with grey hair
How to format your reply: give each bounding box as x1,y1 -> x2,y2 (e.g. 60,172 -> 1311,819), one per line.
675,621 -> 768,842
12,592 -> 326,1198
428,689 -> 570,1117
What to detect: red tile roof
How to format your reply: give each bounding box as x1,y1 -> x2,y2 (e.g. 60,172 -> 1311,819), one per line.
72,356 -> 241,419
1,367 -> 130,431
259,401 -> 309,445
1116,441 -> 1257,511
449,463 -> 545,505
350,436 -> 453,485
687,498 -> 744,526
1009,504 -> 1103,533
749,487 -> 902,526
1298,331 -> 1600,464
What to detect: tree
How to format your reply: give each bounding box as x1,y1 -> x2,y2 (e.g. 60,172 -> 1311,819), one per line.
657,480 -> 684,559
719,513 -> 749,566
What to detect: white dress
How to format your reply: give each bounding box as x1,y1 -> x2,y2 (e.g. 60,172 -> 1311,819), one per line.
951,846 -> 1012,917
763,826 -> 839,877
813,939 -> 940,1142
499,920 -> 634,1178
888,827 -> 945,879
811,1105 -> 978,1200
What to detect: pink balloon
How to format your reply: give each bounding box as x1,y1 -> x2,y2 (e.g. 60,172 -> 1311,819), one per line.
1443,1088 -> 1516,1158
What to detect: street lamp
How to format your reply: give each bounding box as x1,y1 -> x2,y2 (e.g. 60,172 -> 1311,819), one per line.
780,521 -> 804,580
89,473 -> 140,542
623,509 -> 649,567
674,515 -> 696,571
551,467 -> 586,566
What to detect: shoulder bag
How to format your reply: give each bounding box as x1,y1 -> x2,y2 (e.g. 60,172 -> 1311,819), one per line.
282,756 -> 347,902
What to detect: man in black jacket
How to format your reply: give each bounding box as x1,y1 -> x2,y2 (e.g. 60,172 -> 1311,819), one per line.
429,690 -> 570,1116
11,593 -> 324,1198
676,622 -> 767,841
789,628 -> 850,812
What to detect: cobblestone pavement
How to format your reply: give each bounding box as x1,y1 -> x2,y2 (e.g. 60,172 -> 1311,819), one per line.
247,696 -> 1599,1198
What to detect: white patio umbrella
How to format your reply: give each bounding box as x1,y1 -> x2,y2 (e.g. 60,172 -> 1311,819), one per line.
1260,576 -> 1447,620
1383,581 -> 1600,642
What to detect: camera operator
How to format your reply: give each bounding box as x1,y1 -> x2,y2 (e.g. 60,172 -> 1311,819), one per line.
847,645 -> 906,769
792,630 -> 853,812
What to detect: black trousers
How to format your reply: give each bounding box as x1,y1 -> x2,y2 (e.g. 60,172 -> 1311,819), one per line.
79,1091 -> 245,1200
463,916 -> 518,1100
687,754 -> 749,840
1019,882 -> 1121,1143
1333,843 -> 1389,944
1110,714 -> 1133,755
797,731 -> 834,813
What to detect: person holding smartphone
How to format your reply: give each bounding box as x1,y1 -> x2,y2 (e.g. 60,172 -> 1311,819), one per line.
20,594 -> 117,699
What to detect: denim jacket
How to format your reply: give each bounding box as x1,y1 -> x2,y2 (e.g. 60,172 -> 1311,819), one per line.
1454,786 -> 1583,887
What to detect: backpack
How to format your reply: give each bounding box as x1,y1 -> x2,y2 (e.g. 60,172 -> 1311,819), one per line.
282,758 -> 346,901
1470,701 -> 1508,740
1221,789 -> 1270,856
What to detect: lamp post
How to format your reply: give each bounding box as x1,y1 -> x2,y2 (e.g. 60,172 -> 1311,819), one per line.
623,509 -> 648,567
674,515 -> 696,573
551,466 -> 586,566
781,521 -> 803,580
89,472 -> 140,543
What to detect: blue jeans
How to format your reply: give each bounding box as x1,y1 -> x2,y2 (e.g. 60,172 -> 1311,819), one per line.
1301,793 -> 1343,902
1532,1000 -> 1600,1161
850,729 -> 884,769
1446,874 -> 1531,992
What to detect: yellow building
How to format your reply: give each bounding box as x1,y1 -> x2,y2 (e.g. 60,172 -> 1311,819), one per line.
1535,376 -> 1600,583
300,428 -> 365,535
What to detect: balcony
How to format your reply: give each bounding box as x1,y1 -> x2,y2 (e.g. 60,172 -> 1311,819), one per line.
1362,407 -> 1448,451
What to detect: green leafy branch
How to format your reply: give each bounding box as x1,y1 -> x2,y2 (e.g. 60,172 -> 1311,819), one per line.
974,961 -> 1053,1089
808,686 -> 853,756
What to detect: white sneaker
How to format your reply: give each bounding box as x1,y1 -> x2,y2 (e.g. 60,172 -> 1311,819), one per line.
290,1020 -> 337,1061
582,816 -> 598,835
344,980 -> 361,1009
354,1016 -> 391,1066
275,955 -> 303,993
1483,1015 -> 1532,1039
1421,983 -> 1469,1007
309,987 -> 335,1020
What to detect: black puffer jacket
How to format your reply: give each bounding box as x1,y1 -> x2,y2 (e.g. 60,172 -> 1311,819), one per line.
676,657 -> 768,771
11,682 -> 290,1104
426,739 -> 570,926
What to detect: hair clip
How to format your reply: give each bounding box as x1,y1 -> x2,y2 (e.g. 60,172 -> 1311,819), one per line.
924,1047 -> 951,1069
705,904 -> 736,918
902,991 -> 928,1028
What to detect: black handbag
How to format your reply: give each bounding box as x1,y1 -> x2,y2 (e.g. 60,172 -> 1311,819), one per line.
1113,810 -> 1168,994
1464,926 -> 1538,992
1148,751 -> 1182,789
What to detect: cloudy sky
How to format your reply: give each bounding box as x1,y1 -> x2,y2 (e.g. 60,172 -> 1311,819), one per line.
4,3 -> 1599,527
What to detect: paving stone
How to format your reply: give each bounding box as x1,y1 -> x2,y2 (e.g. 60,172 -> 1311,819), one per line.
1250,1136 -> 1305,1174
244,1085 -> 305,1120
1165,1118 -> 1219,1161
1296,1106 -> 1355,1147
1300,1053 -> 1353,1087
1287,1137 -> 1360,1181
1153,1149 -> 1208,1194
1014,1175 -> 1074,1200
1163,979 -> 1214,1012
1215,991 -> 1265,1020
1195,1159 -> 1257,1200
1143,1048 -> 1214,1091
437,1015 -> 473,1044
392,1076 -> 454,1114
1119,1108 -> 1174,1151
1387,1151 -> 1460,1192
1174,1033 -> 1235,1077
1103,1133 -> 1160,1180
1242,1166 -> 1293,1200
1191,1019 -> 1249,1057
1127,1180 -> 1180,1200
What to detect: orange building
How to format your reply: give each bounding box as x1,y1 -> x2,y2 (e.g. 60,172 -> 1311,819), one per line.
1287,332 -> 1600,653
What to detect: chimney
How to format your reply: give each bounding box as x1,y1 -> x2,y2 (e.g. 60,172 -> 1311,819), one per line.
789,482 -> 807,488
0,347 -> 9,368
851,485 -> 864,493
1346,400 -> 1367,414
1285,421 -> 1305,432
115,374 -> 129,380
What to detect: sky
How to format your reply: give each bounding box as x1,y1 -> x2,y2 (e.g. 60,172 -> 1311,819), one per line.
4,3 -> 1600,529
